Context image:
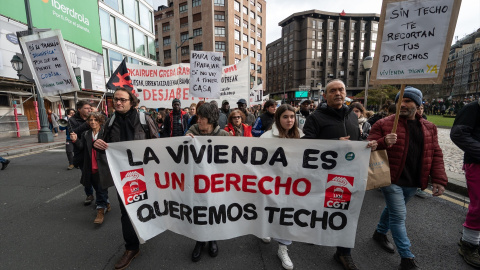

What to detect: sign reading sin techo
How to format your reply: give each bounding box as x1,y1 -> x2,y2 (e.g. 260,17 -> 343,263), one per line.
371,0 -> 462,84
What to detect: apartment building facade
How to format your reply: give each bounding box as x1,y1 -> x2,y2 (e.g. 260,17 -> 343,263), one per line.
155,0 -> 266,88
266,10 -> 379,101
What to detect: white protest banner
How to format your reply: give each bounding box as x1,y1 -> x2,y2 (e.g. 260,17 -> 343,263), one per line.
19,30 -> 80,97
189,51 -> 223,99
370,0 -> 462,84
249,83 -> 264,106
106,136 -> 370,248
126,58 -> 250,108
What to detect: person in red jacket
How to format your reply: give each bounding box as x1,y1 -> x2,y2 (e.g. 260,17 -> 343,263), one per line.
224,109 -> 252,137
368,86 -> 448,270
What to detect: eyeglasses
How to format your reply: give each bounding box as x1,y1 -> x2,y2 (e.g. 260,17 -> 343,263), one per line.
231,116 -> 241,119
113,98 -> 130,103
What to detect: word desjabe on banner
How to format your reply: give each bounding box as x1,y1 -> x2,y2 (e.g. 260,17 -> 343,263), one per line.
106,136 -> 371,248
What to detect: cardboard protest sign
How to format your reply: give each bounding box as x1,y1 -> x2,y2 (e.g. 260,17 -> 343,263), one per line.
106,137 -> 370,248
189,51 -> 222,99
125,58 -> 250,108
19,29 -> 80,96
370,0 -> 462,84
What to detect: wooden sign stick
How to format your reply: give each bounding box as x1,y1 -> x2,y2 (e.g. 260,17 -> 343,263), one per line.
392,84 -> 406,133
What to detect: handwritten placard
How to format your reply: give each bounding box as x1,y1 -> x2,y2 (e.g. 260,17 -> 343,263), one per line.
19,30 -> 79,96
189,51 -> 222,99
370,0 -> 461,84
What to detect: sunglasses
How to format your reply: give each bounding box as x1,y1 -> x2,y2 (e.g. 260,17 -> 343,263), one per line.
231,116 -> 241,119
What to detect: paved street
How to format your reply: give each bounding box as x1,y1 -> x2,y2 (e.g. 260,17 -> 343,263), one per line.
0,142 -> 474,270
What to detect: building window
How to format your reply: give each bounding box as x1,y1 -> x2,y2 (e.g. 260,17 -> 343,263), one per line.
243,6 -> 248,15
340,21 -> 345,30
181,46 -> 189,55
250,11 -> 255,19
235,44 -> 240,54
235,58 -> 240,64
318,41 -> 322,49
328,32 -> 333,39
257,2 -> 262,12
257,15 -> 262,25
214,13 -> 225,22
329,21 -> 334,29
162,23 -> 170,32
257,53 -> 262,61
180,17 -> 188,28
215,41 -> 226,51
328,42 -> 332,50
163,36 -> 171,46
181,32 -> 189,41
193,13 -> 202,22
164,50 -> 171,59
235,30 -> 240,40
234,16 -> 240,26
214,0 -> 225,6
166,11 -> 173,18
179,2 -> 188,13
192,0 -> 201,7
373,22 -> 378,31
234,1 -> 240,11
193,28 -> 202,37
257,28 -> 262,38
257,41 -> 262,50
317,21 -> 323,29
243,34 -> 248,42
194,43 -> 203,51
243,20 -> 248,29
251,50 -> 255,57
243,48 -> 248,55
250,38 -> 255,45
250,63 -> 255,70
215,27 -> 226,37
312,40 -> 316,49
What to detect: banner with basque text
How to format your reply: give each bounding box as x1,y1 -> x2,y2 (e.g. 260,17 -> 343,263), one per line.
106,136 -> 370,247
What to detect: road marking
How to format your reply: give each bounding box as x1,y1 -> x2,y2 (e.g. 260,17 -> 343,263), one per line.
6,146 -> 63,159
45,149 -> 66,153
46,185 -> 82,203
424,189 -> 469,208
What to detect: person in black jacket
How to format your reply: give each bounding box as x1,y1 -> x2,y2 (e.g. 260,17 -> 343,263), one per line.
163,98 -> 189,137
450,100 -> 480,269
303,79 -> 376,270
252,99 -> 276,137
68,100 -> 93,205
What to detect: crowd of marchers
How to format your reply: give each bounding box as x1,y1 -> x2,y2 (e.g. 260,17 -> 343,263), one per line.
47,79 -> 478,270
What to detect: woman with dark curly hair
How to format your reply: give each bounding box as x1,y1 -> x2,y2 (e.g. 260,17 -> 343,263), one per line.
224,109 -> 252,137
71,112 -> 111,225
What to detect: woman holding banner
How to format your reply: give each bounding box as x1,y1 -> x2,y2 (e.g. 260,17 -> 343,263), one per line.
224,109 -> 252,137
186,102 -> 229,262
260,104 -> 304,270
71,112 -> 111,225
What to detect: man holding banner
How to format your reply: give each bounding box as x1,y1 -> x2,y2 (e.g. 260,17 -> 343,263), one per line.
303,79 -> 377,270
368,87 -> 447,270
93,87 -> 159,270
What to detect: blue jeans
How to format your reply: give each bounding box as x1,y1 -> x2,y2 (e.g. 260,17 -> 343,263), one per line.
92,173 -> 109,209
0,156 -> 6,163
376,184 -> 417,258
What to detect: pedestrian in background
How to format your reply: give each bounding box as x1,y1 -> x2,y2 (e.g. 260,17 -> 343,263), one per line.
350,102 -> 371,140
296,99 -> 311,131
260,104 -> 304,270
0,156 -> 10,170
69,101 -> 93,205
47,109 -> 59,137
93,87 -> 158,270
163,98 -> 188,137
368,86 -> 447,270
71,112 -> 111,225
59,108 -> 76,170
236,98 -> 256,126
450,99 -> 480,269
252,99 -> 276,137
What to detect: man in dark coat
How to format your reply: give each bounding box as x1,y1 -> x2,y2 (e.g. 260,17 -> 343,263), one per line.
303,79 -> 377,270
93,88 -> 158,270
68,100 -> 92,205
368,86 -> 447,270
163,98 -> 188,137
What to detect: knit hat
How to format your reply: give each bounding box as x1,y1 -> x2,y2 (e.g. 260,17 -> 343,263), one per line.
395,86 -> 423,107
172,98 -> 181,105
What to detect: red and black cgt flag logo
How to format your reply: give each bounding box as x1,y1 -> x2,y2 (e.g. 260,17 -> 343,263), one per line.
120,169 -> 148,205
324,174 -> 354,210
106,58 -> 133,90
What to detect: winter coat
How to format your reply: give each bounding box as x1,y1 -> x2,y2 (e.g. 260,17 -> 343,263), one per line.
368,114 -> 448,190
68,112 -> 91,167
358,117 -> 371,140
450,100 -> 480,164
164,110 -> 188,137
74,129 -> 108,187
303,103 -> 361,141
260,123 -> 304,139
186,124 -> 230,136
224,123 -> 252,137
252,112 -> 275,137
49,112 -> 60,129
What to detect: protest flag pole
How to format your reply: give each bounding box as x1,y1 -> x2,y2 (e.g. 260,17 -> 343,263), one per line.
391,84 -> 406,133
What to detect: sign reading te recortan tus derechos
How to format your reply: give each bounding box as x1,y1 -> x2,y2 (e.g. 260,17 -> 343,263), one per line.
370,0 -> 462,84
19,30 -> 80,97
106,136 -> 371,248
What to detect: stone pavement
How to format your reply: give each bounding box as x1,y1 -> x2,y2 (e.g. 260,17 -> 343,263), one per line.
0,128 -> 468,196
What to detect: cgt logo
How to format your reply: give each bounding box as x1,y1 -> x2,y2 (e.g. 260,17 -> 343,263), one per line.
324,174 -> 354,210
121,169 -> 148,205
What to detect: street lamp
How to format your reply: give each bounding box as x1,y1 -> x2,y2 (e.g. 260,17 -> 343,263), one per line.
362,56 -> 373,109
10,55 -> 53,143
175,36 -> 193,64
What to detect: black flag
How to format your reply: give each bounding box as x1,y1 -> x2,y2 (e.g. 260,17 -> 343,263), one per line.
106,58 -> 133,90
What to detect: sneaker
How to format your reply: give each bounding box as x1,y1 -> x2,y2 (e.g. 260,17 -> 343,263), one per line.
1,160 -> 10,170
458,239 -> 480,268
84,195 -> 94,206
94,208 -> 105,224
67,164 -> 75,170
262,237 -> 271,243
334,252 -> 359,270
373,230 -> 395,253
415,189 -> 432,199
277,244 -> 293,270
114,249 -> 139,270
399,258 -> 420,270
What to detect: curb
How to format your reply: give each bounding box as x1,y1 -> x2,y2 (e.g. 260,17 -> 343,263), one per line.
0,142 -> 64,157
445,175 -> 468,198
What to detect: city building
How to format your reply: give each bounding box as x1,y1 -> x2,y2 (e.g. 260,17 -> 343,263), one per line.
154,0 -> 266,88
266,10 -> 379,102
438,28 -> 480,100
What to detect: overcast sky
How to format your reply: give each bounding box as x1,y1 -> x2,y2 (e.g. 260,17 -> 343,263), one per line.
152,0 -> 480,45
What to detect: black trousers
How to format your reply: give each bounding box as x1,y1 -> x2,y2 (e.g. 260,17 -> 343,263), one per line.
117,193 -> 139,250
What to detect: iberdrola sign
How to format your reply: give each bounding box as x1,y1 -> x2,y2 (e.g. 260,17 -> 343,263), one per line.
0,0 -> 102,54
